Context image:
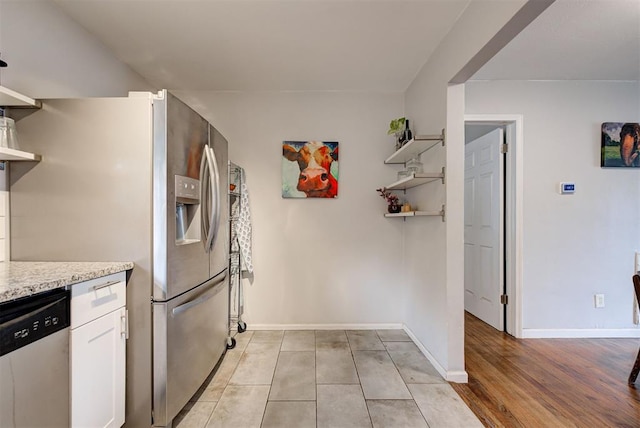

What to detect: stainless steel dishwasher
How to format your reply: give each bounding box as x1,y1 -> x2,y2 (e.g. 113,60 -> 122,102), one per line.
0,287 -> 71,427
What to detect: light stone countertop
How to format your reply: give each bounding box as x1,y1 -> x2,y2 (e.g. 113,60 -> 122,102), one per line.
0,261 -> 134,303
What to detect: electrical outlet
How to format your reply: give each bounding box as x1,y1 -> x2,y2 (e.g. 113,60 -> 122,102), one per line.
594,294 -> 605,308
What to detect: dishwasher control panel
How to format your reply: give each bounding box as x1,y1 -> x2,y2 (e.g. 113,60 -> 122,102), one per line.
0,288 -> 70,356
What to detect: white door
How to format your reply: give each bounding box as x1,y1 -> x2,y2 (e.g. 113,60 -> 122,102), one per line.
464,128 -> 504,330
71,307 -> 126,428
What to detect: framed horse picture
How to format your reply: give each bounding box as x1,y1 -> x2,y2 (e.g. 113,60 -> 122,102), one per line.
601,122 -> 640,168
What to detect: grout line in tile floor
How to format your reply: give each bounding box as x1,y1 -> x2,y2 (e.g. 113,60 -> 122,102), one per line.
260,340 -> 278,427
347,332 -> 374,428
174,329 -> 481,428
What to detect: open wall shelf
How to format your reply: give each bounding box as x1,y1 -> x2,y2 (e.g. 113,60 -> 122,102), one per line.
384,205 -> 446,221
379,128 -> 445,221
0,87 -> 43,161
0,147 -> 42,161
384,130 -> 445,165
384,168 -> 445,190
0,86 -> 41,109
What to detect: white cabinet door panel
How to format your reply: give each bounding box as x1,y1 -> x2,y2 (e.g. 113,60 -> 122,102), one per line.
71,307 -> 126,428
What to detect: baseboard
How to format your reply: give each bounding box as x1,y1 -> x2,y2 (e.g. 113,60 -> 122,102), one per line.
445,370 -> 469,383
522,328 -> 640,338
247,323 -> 404,330
402,325 -> 468,383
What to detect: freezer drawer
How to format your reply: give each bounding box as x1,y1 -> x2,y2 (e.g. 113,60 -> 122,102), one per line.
152,271 -> 228,427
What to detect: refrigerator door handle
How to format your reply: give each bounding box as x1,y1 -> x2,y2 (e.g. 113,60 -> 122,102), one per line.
199,144 -> 214,252
206,145 -> 221,252
171,272 -> 227,317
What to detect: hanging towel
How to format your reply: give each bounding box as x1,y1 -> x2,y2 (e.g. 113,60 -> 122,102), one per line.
235,167 -> 253,274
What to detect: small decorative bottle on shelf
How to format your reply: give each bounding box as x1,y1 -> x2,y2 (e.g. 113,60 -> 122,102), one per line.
403,119 -> 413,146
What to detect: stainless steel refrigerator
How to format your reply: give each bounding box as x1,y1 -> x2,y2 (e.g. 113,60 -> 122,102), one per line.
10,90 -> 229,427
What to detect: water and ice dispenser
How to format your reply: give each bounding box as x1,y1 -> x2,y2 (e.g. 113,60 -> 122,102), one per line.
175,175 -> 201,244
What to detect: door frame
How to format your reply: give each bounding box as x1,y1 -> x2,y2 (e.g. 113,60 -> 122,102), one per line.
464,114 -> 523,338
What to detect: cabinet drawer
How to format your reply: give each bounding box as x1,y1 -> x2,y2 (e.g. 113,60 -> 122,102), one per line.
71,272 -> 126,329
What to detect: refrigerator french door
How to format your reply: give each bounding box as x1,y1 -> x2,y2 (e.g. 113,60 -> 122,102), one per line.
10,90 -> 229,428
152,91 -> 229,427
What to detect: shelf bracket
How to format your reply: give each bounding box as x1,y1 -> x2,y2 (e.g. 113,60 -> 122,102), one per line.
3,106 -> 40,122
413,128 -> 445,147
441,166 -> 445,185
440,204 -> 446,222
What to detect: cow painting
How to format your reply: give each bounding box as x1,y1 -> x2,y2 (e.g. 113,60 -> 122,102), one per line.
601,122 -> 640,168
282,141 -> 339,198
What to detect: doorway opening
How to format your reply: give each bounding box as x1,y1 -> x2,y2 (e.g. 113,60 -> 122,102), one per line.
464,115 -> 523,337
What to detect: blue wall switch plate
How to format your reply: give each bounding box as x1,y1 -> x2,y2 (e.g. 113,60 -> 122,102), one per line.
559,182 -> 575,194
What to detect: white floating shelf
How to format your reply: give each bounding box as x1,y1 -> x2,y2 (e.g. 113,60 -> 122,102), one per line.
385,210 -> 440,217
0,86 -> 41,109
384,205 -> 446,221
384,170 -> 445,190
384,131 -> 445,165
0,147 -> 42,161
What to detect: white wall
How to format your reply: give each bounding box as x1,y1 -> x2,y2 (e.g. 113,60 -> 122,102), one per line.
466,80 -> 640,336
0,0 -> 153,98
402,0 -> 533,380
175,90 -> 407,326
1,3 -> 154,425
0,1 -> 152,265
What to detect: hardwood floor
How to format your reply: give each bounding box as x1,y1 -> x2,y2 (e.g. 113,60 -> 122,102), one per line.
452,312 -> 640,427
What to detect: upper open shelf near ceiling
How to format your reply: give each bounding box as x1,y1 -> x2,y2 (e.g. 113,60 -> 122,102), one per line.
0,86 -> 41,109
384,130 -> 445,165
0,87 -> 42,161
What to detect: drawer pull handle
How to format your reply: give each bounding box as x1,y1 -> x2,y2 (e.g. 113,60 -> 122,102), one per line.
93,280 -> 120,291
121,309 -> 129,339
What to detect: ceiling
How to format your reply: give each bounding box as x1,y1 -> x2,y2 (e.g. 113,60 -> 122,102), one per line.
53,0 -> 470,92
52,0 -> 639,93
473,0 -> 640,81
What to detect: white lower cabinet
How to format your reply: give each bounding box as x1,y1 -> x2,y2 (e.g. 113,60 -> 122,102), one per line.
70,272 -> 127,428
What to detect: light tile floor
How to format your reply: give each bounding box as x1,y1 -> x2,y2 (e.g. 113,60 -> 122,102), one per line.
173,329 -> 481,428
